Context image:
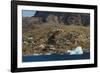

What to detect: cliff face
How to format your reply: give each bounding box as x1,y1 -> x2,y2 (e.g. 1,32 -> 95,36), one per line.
35,11 -> 90,25
22,11 -> 90,27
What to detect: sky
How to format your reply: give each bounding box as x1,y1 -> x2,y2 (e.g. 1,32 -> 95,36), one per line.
22,10 -> 36,17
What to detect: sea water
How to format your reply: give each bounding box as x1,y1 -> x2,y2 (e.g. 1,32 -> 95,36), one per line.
22,52 -> 90,62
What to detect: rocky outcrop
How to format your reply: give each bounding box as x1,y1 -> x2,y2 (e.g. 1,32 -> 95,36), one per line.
22,11 -> 90,27
46,15 -> 59,24
35,11 -> 90,26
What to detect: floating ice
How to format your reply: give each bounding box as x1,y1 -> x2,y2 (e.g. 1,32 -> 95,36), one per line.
33,54 -> 40,56
45,53 -> 52,55
67,46 -> 83,55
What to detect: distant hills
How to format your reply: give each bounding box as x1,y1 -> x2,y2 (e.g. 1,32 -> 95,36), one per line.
22,11 -> 90,28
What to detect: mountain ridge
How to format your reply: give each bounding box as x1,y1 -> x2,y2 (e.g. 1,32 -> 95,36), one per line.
22,11 -> 90,27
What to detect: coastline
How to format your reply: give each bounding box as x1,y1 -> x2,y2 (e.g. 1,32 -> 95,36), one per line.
22,52 -> 90,62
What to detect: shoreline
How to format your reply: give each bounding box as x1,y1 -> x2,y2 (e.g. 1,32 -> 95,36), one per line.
22,52 -> 90,62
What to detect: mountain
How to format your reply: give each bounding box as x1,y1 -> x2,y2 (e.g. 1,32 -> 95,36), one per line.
35,11 -> 90,25
22,11 -> 90,27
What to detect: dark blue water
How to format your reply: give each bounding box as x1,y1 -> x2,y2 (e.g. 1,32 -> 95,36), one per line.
22,53 -> 90,62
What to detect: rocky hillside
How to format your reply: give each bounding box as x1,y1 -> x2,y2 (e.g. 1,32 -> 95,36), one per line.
22,25 -> 90,56
22,11 -> 90,56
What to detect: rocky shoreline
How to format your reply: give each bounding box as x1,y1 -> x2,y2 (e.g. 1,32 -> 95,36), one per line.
22,25 -> 90,56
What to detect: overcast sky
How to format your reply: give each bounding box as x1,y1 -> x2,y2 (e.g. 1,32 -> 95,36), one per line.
22,10 -> 36,17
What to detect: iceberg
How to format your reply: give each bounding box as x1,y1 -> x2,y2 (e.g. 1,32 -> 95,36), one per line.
67,46 -> 83,55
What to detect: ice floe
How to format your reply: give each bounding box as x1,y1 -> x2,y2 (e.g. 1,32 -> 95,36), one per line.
67,46 -> 83,55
